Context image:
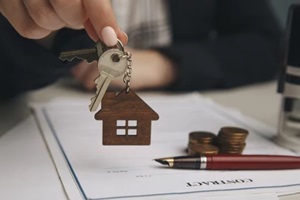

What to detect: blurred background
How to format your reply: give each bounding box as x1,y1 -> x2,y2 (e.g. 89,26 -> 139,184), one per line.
1,0 -> 300,137
272,0 -> 299,27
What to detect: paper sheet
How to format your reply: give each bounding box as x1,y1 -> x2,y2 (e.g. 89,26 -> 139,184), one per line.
0,116 -> 66,200
121,193 -> 280,200
33,93 -> 300,200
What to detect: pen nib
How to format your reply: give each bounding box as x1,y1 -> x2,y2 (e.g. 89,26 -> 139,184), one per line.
154,159 -> 169,165
154,158 -> 174,167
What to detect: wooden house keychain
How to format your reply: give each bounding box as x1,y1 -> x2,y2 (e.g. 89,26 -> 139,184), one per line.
59,40 -> 159,145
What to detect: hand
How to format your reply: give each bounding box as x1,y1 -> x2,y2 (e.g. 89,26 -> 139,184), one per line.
71,48 -> 177,91
0,0 -> 127,46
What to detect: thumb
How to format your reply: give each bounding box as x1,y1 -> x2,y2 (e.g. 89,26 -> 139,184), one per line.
82,0 -> 127,46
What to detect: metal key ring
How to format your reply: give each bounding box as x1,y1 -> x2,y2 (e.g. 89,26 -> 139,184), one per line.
114,39 -> 124,52
98,39 -> 124,51
95,39 -> 125,58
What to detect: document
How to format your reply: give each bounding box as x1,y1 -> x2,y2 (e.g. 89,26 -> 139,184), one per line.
33,93 -> 300,200
0,116 -> 66,200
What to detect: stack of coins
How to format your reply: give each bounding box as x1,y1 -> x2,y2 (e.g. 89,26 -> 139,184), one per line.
187,131 -> 219,155
187,127 -> 249,155
216,127 -> 249,154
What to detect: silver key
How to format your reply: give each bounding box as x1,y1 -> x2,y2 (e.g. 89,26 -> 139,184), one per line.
89,49 -> 127,112
59,40 -> 108,63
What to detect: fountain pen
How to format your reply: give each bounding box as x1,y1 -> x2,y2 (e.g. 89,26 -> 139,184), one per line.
154,154 -> 300,170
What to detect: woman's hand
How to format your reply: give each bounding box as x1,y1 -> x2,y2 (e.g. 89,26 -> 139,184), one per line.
71,48 -> 177,91
0,0 -> 127,46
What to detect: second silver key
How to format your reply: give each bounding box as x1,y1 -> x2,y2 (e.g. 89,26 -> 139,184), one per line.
89,49 -> 127,112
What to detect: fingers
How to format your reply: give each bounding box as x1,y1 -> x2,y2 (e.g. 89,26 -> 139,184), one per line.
23,0 -> 65,31
0,0 -> 128,44
48,0 -> 85,29
1,0 -> 85,38
118,29 -> 128,45
0,0 -> 51,39
83,19 -> 98,42
82,0 -> 127,46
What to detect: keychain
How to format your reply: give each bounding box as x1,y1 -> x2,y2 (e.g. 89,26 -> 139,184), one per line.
59,40 -> 159,145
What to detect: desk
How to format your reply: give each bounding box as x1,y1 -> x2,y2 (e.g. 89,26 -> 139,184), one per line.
1,80 -> 299,200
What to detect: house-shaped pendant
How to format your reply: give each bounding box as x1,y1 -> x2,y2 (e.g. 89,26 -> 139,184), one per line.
95,89 -> 159,145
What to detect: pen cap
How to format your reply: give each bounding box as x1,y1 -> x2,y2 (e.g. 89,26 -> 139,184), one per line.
277,4 -> 300,151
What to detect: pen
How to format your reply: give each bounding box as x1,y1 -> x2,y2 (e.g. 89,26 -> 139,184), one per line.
154,155 -> 300,170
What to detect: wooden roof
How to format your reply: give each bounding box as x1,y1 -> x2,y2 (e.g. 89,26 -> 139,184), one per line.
95,90 -> 159,120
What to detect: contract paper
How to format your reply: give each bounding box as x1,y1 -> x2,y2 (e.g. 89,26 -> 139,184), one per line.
0,116 -> 66,200
33,93 -> 300,200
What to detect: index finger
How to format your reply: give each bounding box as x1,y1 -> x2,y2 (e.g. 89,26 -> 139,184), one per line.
82,0 -> 127,46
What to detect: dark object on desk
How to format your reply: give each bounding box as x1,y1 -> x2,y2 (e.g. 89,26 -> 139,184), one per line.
277,4 -> 300,151
95,89 -> 159,145
154,155 -> 300,170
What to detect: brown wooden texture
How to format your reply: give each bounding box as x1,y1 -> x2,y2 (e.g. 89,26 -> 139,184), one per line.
95,89 -> 159,145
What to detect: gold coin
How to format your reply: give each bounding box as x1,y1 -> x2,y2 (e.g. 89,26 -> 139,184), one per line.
217,138 -> 247,144
219,143 -> 246,147
217,133 -> 248,139
187,127 -> 249,155
219,144 -> 246,154
188,143 -> 219,155
218,133 -> 248,139
219,127 -> 249,136
189,131 -> 216,144
217,127 -> 248,153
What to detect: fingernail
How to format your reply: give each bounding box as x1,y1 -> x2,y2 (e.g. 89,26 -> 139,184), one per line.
123,32 -> 128,40
101,26 -> 118,46
123,32 -> 128,44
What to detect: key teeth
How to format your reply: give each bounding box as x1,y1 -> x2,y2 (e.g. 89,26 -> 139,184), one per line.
94,77 -> 99,84
96,84 -> 102,91
89,104 -> 96,112
59,56 -> 95,63
94,77 -> 100,90
89,79 -> 102,112
89,95 -> 99,112
89,101 -> 98,112
59,56 -> 78,62
95,76 -> 100,94
58,57 -> 72,62
90,96 -> 96,102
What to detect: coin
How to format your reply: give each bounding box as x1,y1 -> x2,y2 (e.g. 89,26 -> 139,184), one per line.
219,143 -> 246,154
188,143 -> 219,155
186,127 -> 249,155
219,127 -> 249,136
216,127 -> 249,154
189,131 -> 216,144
